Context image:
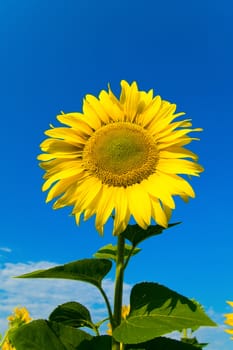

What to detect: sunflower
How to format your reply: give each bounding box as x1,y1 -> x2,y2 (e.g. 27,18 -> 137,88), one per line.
7,307 -> 32,326
107,305 -> 130,336
224,301 -> 233,340
38,80 -> 203,235
1,307 -> 32,350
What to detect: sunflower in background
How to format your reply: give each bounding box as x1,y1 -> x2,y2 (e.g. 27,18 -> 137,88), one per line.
224,301 -> 233,340
107,305 -> 130,336
38,80 -> 203,235
1,307 -> 32,350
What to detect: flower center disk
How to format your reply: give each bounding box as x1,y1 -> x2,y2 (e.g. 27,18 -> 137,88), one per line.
83,122 -> 158,186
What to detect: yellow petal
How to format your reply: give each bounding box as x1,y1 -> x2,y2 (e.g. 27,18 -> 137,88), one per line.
38,153 -> 57,161
99,90 -> 124,121
141,174 -> 175,209
45,127 -> 86,146
82,99 -> 102,129
149,113 -> 187,135
157,128 -> 202,145
40,139 -> 81,156
120,80 -> 140,122
56,113 -> 93,135
74,212 -> 82,225
42,159 -> 82,176
46,175 -> 79,203
139,95 -> 162,127
84,207 -> 96,221
72,177 -> 103,213
151,120 -> 193,140
113,187 -> 130,235
152,103 -> 177,124
159,147 -> 198,160
95,186 -> 116,234
107,84 -> 123,108
139,89 -> 153,106
157,172 -> 195,198
126,184 -> 151,229
151,198 -> 168,227
42,164 -> 84,191
53,182 -> 79,208
157,159 -> 204,176
85,94 -> 110,124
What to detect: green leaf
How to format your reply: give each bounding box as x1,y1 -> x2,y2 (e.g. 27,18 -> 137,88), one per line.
9,320 -> 92,350
94,244 -> 141,262
10,321 -> 112,350
113,282 -> 216,344
16,259 -> 112,288
125,336 -> 206,349
49,302 -> 94,330
85,335 -> 111,349
122,223 -> 180,247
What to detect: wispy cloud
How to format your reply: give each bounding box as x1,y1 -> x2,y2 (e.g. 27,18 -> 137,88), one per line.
168,325 -> 231,350
0,261 -> 131,334
164,306 -> 232,350
0,247 -> 12,253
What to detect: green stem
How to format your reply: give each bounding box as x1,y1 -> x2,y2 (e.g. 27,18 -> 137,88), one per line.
123,245 -> 135,270
182,328 -> 188,339
0,329 -> 10,347
93,325 -> 100,336
84,320 -> 100,336
112,234 -> 125,350
99,286 -> 114,326
95,317 -> 110,328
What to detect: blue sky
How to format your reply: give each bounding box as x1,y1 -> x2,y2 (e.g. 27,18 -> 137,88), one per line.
0,0 -> 232,348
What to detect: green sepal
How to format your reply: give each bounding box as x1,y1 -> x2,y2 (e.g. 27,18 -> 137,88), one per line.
8,319 -> 93,350
49,302 -> 95,330
113,282 -> 216,344
125,336 -> 206,349
122,222 -> 180,247
93,244 -> 141,262
15,258 -> 112,288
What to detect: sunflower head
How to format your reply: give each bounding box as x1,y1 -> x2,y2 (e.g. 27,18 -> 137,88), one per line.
38,80 -> 203,235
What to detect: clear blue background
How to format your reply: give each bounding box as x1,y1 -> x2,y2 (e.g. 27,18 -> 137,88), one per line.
0,0 -> 232,347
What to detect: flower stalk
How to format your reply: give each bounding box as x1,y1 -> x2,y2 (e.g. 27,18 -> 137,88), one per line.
112,233 -> 125,350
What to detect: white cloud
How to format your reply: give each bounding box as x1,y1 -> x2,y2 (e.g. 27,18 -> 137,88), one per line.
0,261 -> 131,334
195,324 -> 232,350
0,247 -> 12,253
166,307 -> 232,350
195,307 -> 233,350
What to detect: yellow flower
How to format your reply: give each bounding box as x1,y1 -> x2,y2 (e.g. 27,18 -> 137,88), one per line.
2,338 -> 15,350
224,301 -> 233,340
107,305 -> 130,335
38,80 -> 203,235
7,306 -> 32,326
121,305 -> 130,319
1,307 -> 32,350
